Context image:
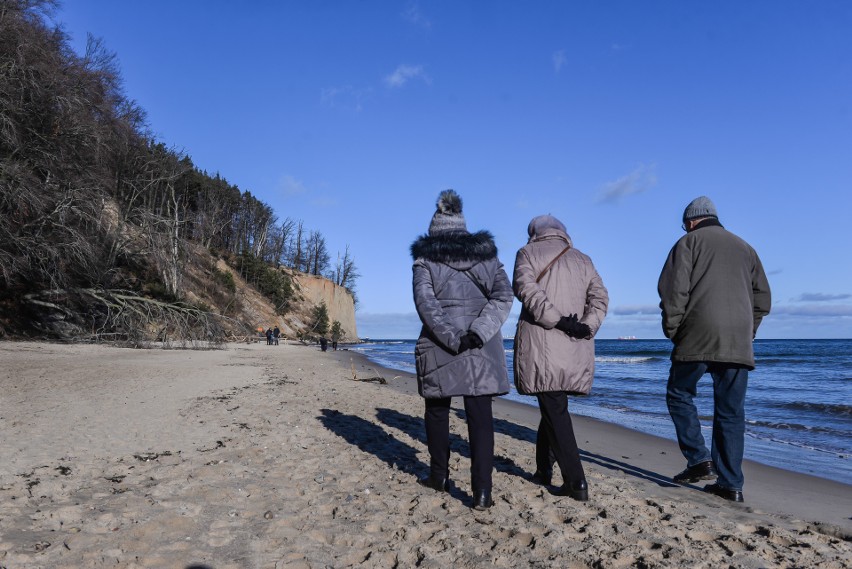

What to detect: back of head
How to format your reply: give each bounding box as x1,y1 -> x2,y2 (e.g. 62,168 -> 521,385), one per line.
527,214 -> 567,240
429,189 -> 468,236
683,196 -> 718,224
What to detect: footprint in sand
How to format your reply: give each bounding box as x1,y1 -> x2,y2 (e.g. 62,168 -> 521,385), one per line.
685,529 -> 717,542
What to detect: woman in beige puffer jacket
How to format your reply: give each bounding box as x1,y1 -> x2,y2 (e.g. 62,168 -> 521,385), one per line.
513,214 -> 608,500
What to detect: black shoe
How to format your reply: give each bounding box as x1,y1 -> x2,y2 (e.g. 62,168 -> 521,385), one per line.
531,469 -> 552,486
673,460 -> 718,483
472,489 -> 493,510
552,479 -> 589,502
704,483 -> 744,503
418,475 -> 449,492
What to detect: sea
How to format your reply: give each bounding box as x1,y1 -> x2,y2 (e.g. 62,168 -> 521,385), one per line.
349,338 -> 851,485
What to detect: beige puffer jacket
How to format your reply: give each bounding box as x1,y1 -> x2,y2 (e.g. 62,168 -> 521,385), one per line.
513,215 -> 609,395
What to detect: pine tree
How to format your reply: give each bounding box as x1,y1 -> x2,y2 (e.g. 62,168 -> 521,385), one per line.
311,301 -> 329,335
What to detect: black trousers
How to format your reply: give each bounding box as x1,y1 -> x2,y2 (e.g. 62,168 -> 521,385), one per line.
536,391 -> 585,485
424,395 -> 494,491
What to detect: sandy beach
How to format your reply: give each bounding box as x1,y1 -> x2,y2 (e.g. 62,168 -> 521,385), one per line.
1,341 -> 849,568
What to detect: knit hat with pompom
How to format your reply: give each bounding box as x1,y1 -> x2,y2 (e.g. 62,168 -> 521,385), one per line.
428,189 -> 468,235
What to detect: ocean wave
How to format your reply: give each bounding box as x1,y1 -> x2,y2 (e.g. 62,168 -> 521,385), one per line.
778,401 -> 852,417
365,356 -> 415,373
595,356 -> 656,363
615,349 -> 671,358
578,402 -> 667,419
745,432 -> 849,456
746,418 -> 849,436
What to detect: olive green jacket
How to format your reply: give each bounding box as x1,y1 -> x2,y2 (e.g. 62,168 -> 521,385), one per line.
658,220 -> 771,369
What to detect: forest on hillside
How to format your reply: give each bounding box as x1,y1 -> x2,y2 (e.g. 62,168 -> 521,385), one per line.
0,0 -> 358,344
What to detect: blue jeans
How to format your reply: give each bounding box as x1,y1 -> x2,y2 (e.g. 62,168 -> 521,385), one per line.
666,362 -> 749,490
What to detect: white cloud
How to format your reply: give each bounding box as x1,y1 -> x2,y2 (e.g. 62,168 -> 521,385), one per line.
356,312 -> 422,339
279,175 -> 307,196
552,50 -> 567,73
402,2 -> 431,30
278,175 -> 337,207
384,64 -> 430,88
611,304 -> 660,316
320,85 -> 372,112
310,196 -> 338,208
597,163 -> 658,203
770,305 -> 852,317
502,312 -> 519,338
794,293 -> 851,302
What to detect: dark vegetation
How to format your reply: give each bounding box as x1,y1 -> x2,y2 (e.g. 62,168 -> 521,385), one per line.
0,0 -> 358,345
310,302 -> 330,336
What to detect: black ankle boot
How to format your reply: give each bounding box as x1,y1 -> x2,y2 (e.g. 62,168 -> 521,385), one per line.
552,479 -> 588,502
472,488 -> 493,510
531,469 -> 553,486
418,474 -> 449,492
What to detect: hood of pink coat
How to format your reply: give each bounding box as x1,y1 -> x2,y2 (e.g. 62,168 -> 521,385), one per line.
527,214 -> 573,245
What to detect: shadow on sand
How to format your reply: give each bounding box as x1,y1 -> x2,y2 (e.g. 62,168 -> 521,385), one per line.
319,404 -> 677,497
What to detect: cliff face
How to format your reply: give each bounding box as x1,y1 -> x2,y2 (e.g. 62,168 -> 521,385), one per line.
291,273 -> 358,341
214,260 -> 359,342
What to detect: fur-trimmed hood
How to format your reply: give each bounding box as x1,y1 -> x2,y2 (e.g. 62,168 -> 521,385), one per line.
410,230 -> 498,266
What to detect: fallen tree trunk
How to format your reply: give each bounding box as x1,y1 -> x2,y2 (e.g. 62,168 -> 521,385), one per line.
22,288 -> 249,349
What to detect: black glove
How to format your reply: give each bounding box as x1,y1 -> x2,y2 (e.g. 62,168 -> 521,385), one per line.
570,321 -> 592,339
555,313 -> 578,334
457,331 -> 484,353
556,314 -> 592,339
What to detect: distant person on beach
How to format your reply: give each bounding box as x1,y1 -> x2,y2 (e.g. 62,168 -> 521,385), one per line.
265,328 -> 273,346
320,337 -> 328,352
658,196 -> 771,503
512,214 -> 608,502
273,326 -> 280,345
411,189 -> 513,511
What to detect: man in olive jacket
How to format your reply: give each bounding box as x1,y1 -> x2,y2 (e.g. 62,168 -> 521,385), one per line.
658,196 -> 771,503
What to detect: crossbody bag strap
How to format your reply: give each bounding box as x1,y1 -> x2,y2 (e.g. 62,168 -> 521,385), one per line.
535,245 -> 571,283
462,269 -> 490,299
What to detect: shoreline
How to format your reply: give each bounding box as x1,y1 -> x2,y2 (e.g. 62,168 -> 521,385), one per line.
345,346 -> 852,533
348,339 -> 852,486
1,340 -> 849,568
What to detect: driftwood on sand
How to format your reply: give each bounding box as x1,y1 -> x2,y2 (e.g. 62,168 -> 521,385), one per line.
350,359 -> 393,384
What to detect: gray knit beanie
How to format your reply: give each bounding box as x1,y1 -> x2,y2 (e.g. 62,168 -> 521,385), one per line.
428,189 -> 468,235
683,196 -> 718,223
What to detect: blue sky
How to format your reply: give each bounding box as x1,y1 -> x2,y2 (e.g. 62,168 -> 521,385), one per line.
55,1 -> 852,339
